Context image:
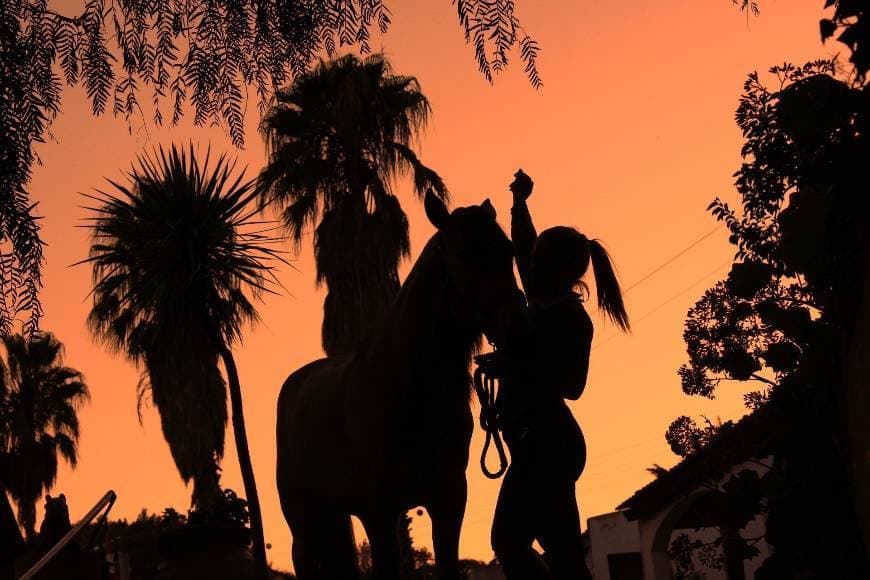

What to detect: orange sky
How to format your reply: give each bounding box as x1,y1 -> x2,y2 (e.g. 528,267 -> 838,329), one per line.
28,0 -> 829,571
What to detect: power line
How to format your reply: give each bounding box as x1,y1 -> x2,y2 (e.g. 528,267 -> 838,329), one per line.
622,225 -> 723,294
629,259 -> 732,324
583,438 -> 662,460
593,258 -> 732,350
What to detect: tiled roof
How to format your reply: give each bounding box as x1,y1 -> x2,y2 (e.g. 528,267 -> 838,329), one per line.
616,402 -> 776,520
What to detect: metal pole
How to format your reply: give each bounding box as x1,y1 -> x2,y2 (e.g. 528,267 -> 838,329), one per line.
19,490 -> 117,580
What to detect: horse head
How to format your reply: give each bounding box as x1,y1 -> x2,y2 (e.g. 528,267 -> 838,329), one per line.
424,190 -> 524,348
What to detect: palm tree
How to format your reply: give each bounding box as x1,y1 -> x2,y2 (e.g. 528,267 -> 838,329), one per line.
83,144 -> 281,578
257,53 -> 448,355
0,332 -> 89,542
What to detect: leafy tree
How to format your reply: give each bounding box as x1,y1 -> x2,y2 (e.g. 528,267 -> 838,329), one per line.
740,1 -> 868,83
818,1 -> 869,83
83,143 -> 282,578
671,57 -> 870,577
257,54 -> 447,355
0,332 -> 89,542
0,0 -> 540,338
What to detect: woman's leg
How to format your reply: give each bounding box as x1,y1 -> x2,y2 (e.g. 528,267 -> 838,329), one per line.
536,479 -> 592,580
491,466 -> 549,580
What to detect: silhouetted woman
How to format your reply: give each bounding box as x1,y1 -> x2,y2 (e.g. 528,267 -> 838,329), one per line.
490,170 -> 629,580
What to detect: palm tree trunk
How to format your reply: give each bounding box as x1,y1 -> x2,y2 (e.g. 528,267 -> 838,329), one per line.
219,346 -> 268,580
20,500 -> 36,544
1,490 -> 23,553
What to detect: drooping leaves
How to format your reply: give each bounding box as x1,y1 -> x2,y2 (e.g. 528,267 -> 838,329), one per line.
2,0 -> 541,339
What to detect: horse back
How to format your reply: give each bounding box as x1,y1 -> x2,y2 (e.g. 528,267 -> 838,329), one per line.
276,356 -> 357,502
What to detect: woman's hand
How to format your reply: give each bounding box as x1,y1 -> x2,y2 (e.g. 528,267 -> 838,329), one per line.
474,351 -> 505,378
509,169 -> 534,201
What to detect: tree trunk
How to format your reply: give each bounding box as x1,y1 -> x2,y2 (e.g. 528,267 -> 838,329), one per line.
1,490 -> 23,575
20,501 -> 35,544
220,347 -> 268,580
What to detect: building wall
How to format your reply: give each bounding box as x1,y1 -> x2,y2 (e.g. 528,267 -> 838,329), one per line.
587,512 -> 642,580
632,459 -> 773,580
636,497 -> 672,580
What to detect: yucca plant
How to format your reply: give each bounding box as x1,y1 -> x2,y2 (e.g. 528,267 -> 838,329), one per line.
82,143 -> 281,577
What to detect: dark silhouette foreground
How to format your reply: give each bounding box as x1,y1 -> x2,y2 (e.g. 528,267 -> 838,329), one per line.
488,170 -> 629,580
276,192 -> 524,579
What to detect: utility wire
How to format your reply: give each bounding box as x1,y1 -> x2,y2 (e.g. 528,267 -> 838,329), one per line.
593,259 -> 732,350
622,225 -> 723,294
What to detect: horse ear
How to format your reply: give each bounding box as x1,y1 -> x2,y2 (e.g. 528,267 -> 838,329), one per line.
481,198 -> 496,219
425,189 -> 450,229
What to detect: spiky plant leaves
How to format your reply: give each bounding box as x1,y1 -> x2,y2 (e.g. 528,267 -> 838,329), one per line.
82,143 -> 281,506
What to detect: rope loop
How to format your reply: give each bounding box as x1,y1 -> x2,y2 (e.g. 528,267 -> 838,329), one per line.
473,361 -> 509,479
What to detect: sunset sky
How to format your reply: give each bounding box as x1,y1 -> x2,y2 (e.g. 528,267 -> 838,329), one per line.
29,0 -> 832,571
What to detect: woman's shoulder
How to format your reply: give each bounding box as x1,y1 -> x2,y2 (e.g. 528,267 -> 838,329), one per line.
534,292 -> 593,329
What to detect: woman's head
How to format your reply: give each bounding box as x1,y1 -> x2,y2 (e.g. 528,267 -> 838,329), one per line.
530,226 -> 630,331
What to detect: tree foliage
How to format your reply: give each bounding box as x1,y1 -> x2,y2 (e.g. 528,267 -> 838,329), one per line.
83,143 -> 280,574
678,59 -> 858,405
819,0 -> 869,83
0,0 -> 539,339
671,59 -> 870,577
0,332 -> 89,541
83,143 -> 281,506
744,1 -> 867,82
666,416 -> 734,458
257,54 -> 446,355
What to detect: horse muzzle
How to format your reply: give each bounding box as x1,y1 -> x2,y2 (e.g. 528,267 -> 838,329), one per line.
481,289 -> 526,348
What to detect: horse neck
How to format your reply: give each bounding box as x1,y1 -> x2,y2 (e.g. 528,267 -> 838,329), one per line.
368,237 -> 477,383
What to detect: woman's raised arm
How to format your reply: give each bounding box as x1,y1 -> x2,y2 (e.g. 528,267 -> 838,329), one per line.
510,170 -> 537,295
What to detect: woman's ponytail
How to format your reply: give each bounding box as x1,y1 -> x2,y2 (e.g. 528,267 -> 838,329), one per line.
589,240 -> 630,332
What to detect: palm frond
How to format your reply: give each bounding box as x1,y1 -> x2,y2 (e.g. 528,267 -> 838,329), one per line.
257,54 -> 446,354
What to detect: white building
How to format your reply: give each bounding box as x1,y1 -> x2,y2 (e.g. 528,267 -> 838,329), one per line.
587,408 -> 774,580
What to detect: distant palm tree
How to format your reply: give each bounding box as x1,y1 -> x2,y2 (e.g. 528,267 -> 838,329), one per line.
0,332 -> 89,542
83,144 -> 280,578
257,53 -> 448,355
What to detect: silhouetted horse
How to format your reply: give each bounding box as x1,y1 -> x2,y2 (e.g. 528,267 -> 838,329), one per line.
276,192 -> 523,580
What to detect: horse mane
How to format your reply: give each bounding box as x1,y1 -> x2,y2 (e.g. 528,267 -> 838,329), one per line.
361,231 -> 482,398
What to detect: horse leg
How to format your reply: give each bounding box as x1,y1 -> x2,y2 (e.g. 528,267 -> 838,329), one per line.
319,512 -> 360,580
289,515 -> 320,580
429,478 -> 467,580
286,503 -> 359,580
362,510 -> 400,580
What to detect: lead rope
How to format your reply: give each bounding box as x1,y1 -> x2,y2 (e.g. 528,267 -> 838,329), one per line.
473,363 -> 508,479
